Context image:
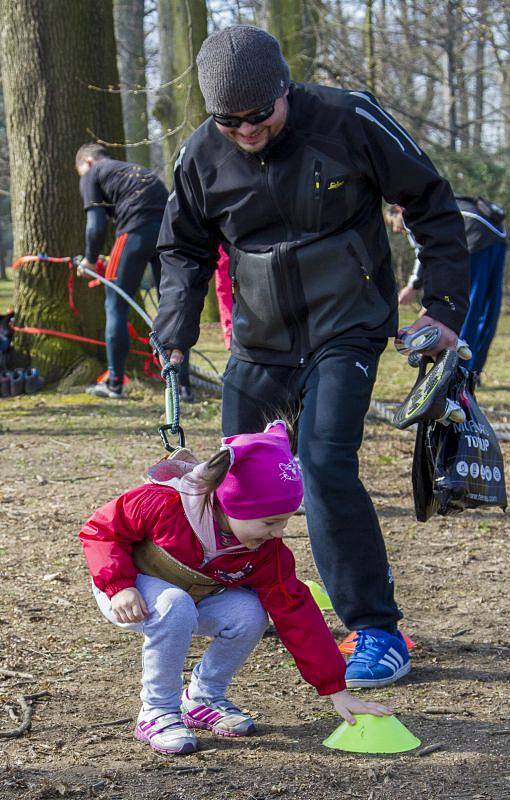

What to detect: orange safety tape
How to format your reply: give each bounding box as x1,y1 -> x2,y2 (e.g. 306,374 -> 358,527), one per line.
127,322 -> 150,344
12,325 -> 156,361
10,255 -> 162,381
11,255 -> 78,317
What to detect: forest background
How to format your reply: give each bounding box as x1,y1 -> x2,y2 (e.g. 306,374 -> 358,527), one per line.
1,0 -> 510,380
0,5 -> 509,798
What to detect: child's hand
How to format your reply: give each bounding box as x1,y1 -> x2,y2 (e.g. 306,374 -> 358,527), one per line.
330,689 -> 394,726
111,588 -> 148,623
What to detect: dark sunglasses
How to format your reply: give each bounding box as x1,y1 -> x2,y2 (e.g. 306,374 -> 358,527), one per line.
212,101 -> 275,129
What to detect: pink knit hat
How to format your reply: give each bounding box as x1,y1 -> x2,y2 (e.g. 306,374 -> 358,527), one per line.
215,421 -> 304,520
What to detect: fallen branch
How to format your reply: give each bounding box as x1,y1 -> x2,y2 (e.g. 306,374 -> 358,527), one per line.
417,743 -> 443,756
0,668 -> 34,680
452,628 -> 471,638
24,691 -> 50,701
487,729 -> 510,736
0,695 -> 33,739
89,716 -> 132,729
162,766 -> 223,774
423,706 -> 473,716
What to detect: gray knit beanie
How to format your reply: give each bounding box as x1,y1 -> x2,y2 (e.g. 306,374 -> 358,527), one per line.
197,25 -> 291,115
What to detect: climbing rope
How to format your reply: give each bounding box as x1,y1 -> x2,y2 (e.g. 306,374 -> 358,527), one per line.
149,330 -> 185,451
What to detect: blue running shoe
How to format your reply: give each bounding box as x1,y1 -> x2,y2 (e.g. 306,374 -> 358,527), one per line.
345,628 -> 410,688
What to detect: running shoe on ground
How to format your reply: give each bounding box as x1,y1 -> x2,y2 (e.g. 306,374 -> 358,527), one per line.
134,709 -> 197,755
181,688 -> 256,737
345,628 -> 410,688
86,381 -> 127,399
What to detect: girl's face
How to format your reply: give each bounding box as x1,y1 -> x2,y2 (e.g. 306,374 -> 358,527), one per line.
226,512 -> 293,550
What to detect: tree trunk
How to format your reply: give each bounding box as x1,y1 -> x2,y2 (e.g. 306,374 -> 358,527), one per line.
153,0 -> 207,182
0,88 -> 11,282
154,0 -> 218,322
0,221 -> 6,282
364,0 -> 377,93
266,0 -> 318,82
443,0 -> 458,151
473,0 -> 487,149
457,52 -> 470,150
114,0 -> 151,167
0,0 -> 125,382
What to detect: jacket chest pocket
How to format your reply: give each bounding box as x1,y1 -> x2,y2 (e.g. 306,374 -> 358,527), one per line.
298,146 -> 354,233
291,229 -> 390,350
230,248 -> 292,352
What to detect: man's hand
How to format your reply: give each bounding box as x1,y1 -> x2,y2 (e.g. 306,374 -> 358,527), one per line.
396,314 -> 458,359
77,257 -> 96,277
383,204 -> 405,234
110,587 -> 148,623
398,286 -> 419,306
159,348 -> 184,369
330,689 -> 394,726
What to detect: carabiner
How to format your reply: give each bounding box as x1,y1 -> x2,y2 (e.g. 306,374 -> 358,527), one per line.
158,424 -> 186,453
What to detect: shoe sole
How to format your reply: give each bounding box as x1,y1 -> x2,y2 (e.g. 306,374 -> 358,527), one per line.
182,711 -> 256,738
345,660 -> 411,688
86,388 -> 127,400
134,727 -> 197,754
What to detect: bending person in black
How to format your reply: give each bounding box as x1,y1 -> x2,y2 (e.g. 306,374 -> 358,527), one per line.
76,143 -> 192,400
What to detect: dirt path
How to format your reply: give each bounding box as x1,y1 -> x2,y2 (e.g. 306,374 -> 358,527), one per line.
0,387 -> 508,800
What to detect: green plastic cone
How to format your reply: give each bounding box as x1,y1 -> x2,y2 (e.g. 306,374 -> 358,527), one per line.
305,580 -> 333,611
323,714 -> 420,754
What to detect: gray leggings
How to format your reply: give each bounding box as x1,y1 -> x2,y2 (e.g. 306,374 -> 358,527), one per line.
93,574 -> 268,718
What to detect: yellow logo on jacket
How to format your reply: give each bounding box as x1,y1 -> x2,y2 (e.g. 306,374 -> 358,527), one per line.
327,179 -> 345,190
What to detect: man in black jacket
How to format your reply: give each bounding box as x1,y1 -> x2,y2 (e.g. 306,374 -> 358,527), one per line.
154,26 -> 470,687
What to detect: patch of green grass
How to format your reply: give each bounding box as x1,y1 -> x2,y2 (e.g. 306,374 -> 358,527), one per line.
374,453 -> 400,465
193,310 -> 510,410
2,273 -> 509,411
0,269 -> 14,313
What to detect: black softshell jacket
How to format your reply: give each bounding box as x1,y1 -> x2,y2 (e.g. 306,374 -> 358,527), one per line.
155,83 -> 469,366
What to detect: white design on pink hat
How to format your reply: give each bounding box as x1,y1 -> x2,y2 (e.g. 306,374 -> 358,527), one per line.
279,459 -> 301,482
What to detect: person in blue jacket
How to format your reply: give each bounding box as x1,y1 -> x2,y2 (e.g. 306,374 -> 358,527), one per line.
395,196 -> 507,375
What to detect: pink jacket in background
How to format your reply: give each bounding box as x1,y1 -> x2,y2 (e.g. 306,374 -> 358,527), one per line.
214,245 -> 232,349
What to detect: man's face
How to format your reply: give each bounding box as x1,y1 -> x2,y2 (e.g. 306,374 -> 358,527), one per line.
214,93 -> 288,154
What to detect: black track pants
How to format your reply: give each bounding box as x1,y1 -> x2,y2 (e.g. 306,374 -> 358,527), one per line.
221,339 -> 402,632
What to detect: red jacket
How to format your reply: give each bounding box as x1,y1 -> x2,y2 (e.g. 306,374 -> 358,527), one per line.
79,483 -> 346,696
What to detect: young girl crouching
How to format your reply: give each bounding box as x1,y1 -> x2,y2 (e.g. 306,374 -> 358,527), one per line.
78,421 -> 392,755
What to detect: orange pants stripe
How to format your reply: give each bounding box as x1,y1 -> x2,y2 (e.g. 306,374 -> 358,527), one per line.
105,232 -> 129,281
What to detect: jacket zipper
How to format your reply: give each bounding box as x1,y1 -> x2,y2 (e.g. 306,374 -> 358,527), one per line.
313,160 -> 322,200
231,254 -> 236,297
259,156 -> 294,236
348,242 -> 371,283
275,242 -> 305,366
258,157 -> 306,366
182,507 -> 251,568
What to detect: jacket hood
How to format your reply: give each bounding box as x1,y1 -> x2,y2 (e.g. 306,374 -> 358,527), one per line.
147,453 -> 246,559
